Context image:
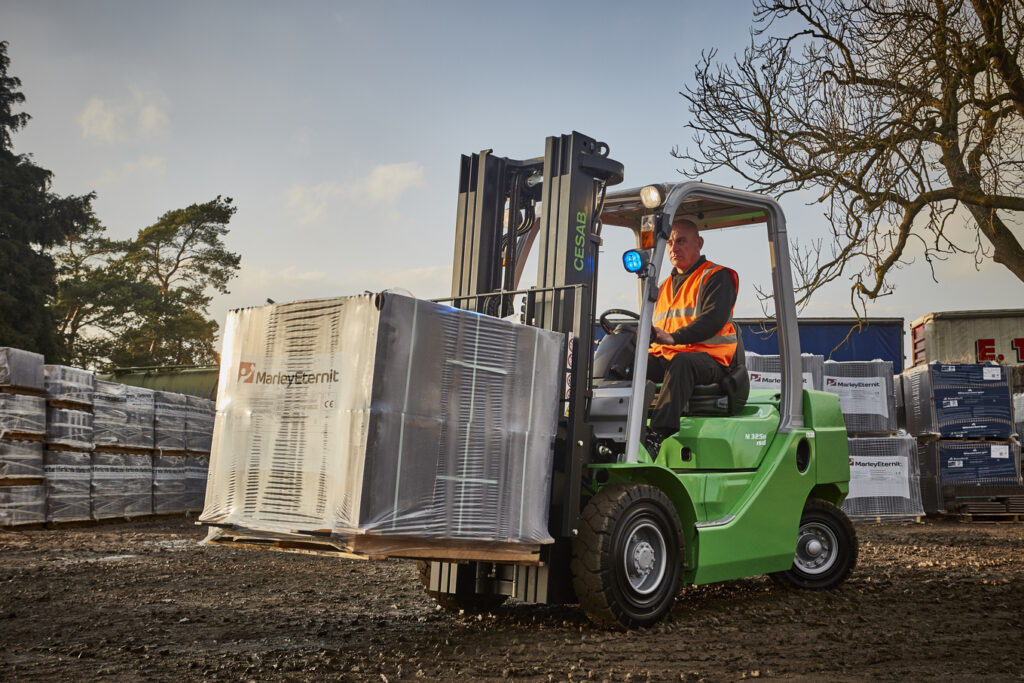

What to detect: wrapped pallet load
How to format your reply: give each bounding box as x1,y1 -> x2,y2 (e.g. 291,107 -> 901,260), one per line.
201,293 -> 563,554
93,381 -> 155,449
152,454 -> 187,514
823,360 -> 896,435
841,433 -> 924,520
185,455 -> 209,511
43,365 -> 94,407
90,452 -> 126,520
0,439 -> 44,480
0,394 -> 46,437
745,352 -> 824,391
45,408 -> 94,451
903,363 -> 1014,439
154,391 -> 187,451
123,453 -> 153,517
185,395 -> 214,453
0,347 -> 44,391
919,440 -> 1022,514
44,450 -> 92,522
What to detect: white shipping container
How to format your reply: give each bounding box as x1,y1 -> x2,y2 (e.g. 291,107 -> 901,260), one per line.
910,310 -> 1024,367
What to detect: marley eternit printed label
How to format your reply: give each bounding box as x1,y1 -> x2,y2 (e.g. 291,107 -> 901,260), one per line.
824,375 -> 888,418
848,455 -> 910,500
748,370 -> 814,390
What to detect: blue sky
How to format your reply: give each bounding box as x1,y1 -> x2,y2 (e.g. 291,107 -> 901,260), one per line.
4,0 -> 1022,339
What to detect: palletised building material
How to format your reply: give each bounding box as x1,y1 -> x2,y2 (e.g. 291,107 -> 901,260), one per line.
823,360 -> 896,434
91,452 -> 126,520
93,381 -> 155,449
894,374 -> 906,432
903,363 -> 1013,439
1013,393 -> 1022,437
919,440 -> 1023,513
0,439 -> 44,479
45,408 -> 94,451
43,365 -> 94,407
124,454 -> 153,517
0,485 -> 45,526
44,450 -> 91,522
153,454 -> 187,514
185,396 -> 214,453
745,352 -> 824,391
201,293 -> 562,547
0,394 -> 46,436
185,455 -> 208,511
0,347 -> 44,391
154,391 -> 187,451
841,435 -> 924,519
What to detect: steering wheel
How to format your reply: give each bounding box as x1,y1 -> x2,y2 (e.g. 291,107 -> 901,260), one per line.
599,308 -> 640,335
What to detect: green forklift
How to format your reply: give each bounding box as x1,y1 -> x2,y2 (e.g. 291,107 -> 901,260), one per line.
427,132 -> 857,628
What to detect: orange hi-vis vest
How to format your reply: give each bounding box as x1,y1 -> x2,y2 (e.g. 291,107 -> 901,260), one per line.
649,260 -> 738,365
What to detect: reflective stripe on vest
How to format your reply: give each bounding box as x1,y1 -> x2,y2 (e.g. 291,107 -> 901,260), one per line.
649,260 -> 738,365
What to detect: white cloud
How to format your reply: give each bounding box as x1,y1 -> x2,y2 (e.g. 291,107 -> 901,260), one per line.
95,155 -> 167,186
79,88 -> 169,142
286,162 -> 425,225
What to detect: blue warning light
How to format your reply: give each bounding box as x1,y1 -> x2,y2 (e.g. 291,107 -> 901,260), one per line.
623,250 -> 644,273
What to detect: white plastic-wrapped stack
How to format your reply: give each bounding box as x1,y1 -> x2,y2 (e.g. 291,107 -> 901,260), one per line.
93,381 -> 155,449
123,453 -> 153,517
0,348 -> 47,526
185,455 -> 209,511
201,293 -> 563,549
745,352 -> 824,391
44,450 -> 91,522
823,360 -> 896,435
0,394 -> 46,437
152,454 -> 187,514
842,433 -> 924,520
185,395 -> 215,453
154,391 -> 187,451
893,374 -> 906,431
43,365 -> 95,452
90,452 -> 126,520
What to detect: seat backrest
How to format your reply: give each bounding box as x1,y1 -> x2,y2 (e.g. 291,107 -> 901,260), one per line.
687,323 -> 749,417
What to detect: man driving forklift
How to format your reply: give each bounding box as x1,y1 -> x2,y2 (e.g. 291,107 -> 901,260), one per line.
644,219 -> 739,455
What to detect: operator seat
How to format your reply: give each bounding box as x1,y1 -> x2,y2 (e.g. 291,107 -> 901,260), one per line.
686,326 -> 749,417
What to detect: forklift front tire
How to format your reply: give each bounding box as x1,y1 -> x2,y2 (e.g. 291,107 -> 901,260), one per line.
771,498 -> 857,590
571,484 -> 683,629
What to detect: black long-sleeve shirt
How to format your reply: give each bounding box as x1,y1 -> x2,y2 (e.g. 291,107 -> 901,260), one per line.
665,256 -> 737,345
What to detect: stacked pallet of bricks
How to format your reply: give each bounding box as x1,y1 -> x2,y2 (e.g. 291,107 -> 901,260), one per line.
823,360 -> 925,521
904,362 -> 1022,519
745,352 -> 824,391
93,380 -> 154,520
0,348 -> 48,527
0,345 -> 215,527
43,365 -> 99,522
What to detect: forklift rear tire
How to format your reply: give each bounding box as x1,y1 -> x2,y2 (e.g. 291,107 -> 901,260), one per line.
771,498 -> 857,590
415,560 -> 508,613
571,484 -> 683,629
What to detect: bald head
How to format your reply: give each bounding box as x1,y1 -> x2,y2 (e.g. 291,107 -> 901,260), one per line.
667,220 -> 703,272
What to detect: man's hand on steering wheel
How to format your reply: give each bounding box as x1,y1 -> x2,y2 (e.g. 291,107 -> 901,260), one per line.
650,326 -> 674,345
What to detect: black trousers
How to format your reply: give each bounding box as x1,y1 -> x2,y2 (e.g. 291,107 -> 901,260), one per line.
646,351 -> 728,434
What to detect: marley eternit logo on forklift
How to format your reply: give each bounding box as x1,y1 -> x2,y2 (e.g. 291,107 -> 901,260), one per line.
237,361 -> 339,386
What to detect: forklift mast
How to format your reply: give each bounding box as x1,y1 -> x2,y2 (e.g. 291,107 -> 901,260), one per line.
447,132 -> 624,537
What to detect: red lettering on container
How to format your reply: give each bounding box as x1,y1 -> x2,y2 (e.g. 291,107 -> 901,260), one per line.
976,338 -> 996,362
1013,337 -> 1024,363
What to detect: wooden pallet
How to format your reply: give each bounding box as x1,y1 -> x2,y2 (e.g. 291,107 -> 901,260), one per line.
46,399 -> 93,412
0,477 -> 44,487
955,513 -> 1022,523
0,431 -> 44,443
205,528 -> 544,565
0,385 -> 46,398
849,514 -> 923,524
93,445 -> 153,455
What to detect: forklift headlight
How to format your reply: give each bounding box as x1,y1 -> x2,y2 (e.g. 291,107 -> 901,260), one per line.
640,185 -> 662,209
623,249 -> 646,273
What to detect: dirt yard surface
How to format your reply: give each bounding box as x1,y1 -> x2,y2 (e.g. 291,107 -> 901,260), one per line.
1,517 -> 1021,681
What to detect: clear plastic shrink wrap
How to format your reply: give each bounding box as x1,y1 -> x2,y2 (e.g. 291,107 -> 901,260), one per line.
0,439 -> 44,479
123,453 -> 153,517
154,392 -> 187,451
919,440 -> 1022,513
745,352 -> 824,391
0,347 -> 44,390
185,455 -> 209,511
0,485 -> 46,526
201,293 -> 563,545
1015,393 -> 1023,436
153,454 -> 187,513
823,360 -> 896,434
185,396 -> 215,452
0,394 -> 46,436
93,381 -> 155,449
45,407 -> 94,451
903,363 -> 1013,439
44,450 -> 92,522
841,434 -> 924,518
43,365 -> 94,406
91,452 -> 126,519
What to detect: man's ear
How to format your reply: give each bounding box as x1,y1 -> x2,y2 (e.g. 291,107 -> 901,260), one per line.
697,235 -> 704,250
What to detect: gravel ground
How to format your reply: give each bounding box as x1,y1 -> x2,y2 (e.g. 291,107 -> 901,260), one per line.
1,516 -> 1022,681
